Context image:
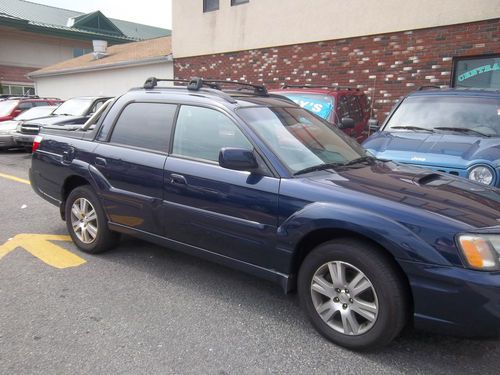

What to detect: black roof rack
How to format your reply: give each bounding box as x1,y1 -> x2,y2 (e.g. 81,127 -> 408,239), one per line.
143,77 -> 268,97
280,83 -> 359,91
417,85 -> 441,91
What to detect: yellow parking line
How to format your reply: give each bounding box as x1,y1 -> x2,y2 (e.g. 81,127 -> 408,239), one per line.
0,172 -> 30,185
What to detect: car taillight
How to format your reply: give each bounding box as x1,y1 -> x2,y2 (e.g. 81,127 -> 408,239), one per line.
32,135 -> 43,153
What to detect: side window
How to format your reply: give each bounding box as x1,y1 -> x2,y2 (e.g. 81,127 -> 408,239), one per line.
337,96 -> 350,121
18,102 -> 33,110
172,106 -> 252,162
347,96 -> 362,122
110,103 -> 177,152
203,0 -> 219,12
33,101 -> 48,107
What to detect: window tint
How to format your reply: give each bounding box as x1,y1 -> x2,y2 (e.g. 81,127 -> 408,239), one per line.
203,0 -> 219,12
110,103 -> 176,152
173,106 -> 252,162
337,96 -> 349,121
347,96 -> 362,122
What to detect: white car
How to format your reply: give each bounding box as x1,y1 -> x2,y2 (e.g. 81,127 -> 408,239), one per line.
0,106 -> 58,150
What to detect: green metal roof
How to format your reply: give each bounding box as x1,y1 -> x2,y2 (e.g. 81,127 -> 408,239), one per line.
0,0 -> 170,42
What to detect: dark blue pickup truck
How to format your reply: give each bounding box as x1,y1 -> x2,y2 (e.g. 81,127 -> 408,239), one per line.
30,78 -> 500,350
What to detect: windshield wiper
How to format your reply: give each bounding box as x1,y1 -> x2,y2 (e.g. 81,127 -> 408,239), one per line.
433,127 -> 491,137
390,126 -> 434,133
293,162 -> 345,176
293,157 -> 374,176
341,156 -> 375,166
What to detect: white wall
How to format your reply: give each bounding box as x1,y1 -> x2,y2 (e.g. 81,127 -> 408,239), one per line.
173,0 -> 500,57
33,62 -> 173,99
0,28 -> 92,69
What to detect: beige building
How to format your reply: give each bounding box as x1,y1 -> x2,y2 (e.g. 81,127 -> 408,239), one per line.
173,0 -> 500,58
172,0 -> 500,119
29,37 -> 173,99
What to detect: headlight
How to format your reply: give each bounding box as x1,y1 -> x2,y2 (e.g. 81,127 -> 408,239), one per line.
468,165 -> 494,185
458,234 -> 500,271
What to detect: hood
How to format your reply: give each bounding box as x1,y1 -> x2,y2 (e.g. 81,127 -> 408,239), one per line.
23,115 -> 89,127
0,120 -> 19,131
305,161 -> 500,229
363,132 -> 500,168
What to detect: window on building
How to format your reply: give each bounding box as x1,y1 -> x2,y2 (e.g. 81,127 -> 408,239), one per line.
173,105 -> 252,162
231,0 -> 249,5
73,48 -> 93,57
203,0 -> 219,12
0,84 -> 35,96
110,103 -> 177,152
453,54 -> 500,89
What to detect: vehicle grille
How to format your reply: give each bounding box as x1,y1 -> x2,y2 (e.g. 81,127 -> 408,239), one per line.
20,124 -> 40,135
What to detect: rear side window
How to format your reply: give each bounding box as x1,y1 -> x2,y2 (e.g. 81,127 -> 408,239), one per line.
110,102 -> 177,152
347,96 -> 362,122
172,105 -> 252,162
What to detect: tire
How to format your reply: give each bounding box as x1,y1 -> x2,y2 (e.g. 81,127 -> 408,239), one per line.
298,239 -> 408,351
65,185 -> 119,254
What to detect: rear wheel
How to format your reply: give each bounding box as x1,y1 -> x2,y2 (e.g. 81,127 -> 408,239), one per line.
298,239 -> 408,350
65,185 -> 119,253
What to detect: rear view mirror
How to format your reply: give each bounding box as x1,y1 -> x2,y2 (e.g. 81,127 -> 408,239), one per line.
339,117 -> 355,129
219,148 -> 258,171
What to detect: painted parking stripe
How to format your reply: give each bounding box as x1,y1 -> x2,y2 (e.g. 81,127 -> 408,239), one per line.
0,234 -> 86,269
0,172 -> 30,185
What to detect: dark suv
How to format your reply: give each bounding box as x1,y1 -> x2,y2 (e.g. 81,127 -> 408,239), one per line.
271,85 -> 371,142
30,78 -> 500,350
0,97 -> 62,122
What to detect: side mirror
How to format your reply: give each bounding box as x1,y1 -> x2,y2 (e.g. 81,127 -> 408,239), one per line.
339,117 -> 355,129
368,118 -> 380,132
219,148 -> 258,171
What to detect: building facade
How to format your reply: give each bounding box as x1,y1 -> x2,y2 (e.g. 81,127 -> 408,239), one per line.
0,0 -> 170,95
173,0 -> 500,120
29,37 -> 173,99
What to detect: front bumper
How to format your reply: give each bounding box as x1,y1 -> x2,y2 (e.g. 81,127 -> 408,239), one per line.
14,133 -> 35,148
0,133 -> 17,149
400,260 -> 500,337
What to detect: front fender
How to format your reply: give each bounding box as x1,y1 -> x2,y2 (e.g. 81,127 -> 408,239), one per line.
277,202 -> 455,269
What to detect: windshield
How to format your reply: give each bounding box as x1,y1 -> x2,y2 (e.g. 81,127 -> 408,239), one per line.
15,106 -> 56,120
0,100 -> 18,117
53,98 -> 93,116
386,95 -> 500,137
238,106 -> 365,174
278,93 -> 335,120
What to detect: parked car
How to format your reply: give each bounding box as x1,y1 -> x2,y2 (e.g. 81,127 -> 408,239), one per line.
30,78 -> 500,350
0,96 -> 61,122
271,85 -> 372,142
363,88 -> 500,187
0,106 -> 59,150
14,96 -> 111,150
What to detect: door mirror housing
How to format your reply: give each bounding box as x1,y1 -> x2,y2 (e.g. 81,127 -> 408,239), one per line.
368,118 -> 380,132
219,148 -> 258,171
339,117 -> 355,129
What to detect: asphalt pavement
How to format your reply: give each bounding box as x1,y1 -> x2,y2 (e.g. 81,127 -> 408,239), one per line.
0,150 -> 499,374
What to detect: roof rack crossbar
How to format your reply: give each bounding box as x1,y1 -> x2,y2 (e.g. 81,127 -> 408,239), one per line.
143,77 -> 191,89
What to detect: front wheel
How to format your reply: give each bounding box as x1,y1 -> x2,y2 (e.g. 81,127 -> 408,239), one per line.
65,185 -> 119,254
298,239 -> 408,350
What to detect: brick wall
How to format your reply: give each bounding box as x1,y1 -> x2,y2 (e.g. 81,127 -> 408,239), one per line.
175,18 -> 500,121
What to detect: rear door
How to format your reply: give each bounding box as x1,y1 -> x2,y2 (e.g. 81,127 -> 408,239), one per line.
92,102 -> 177,235
162,105 -> 280,269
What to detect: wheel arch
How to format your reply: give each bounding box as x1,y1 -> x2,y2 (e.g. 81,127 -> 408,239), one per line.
60,175 -> 92,220
291,228 -> 414,318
